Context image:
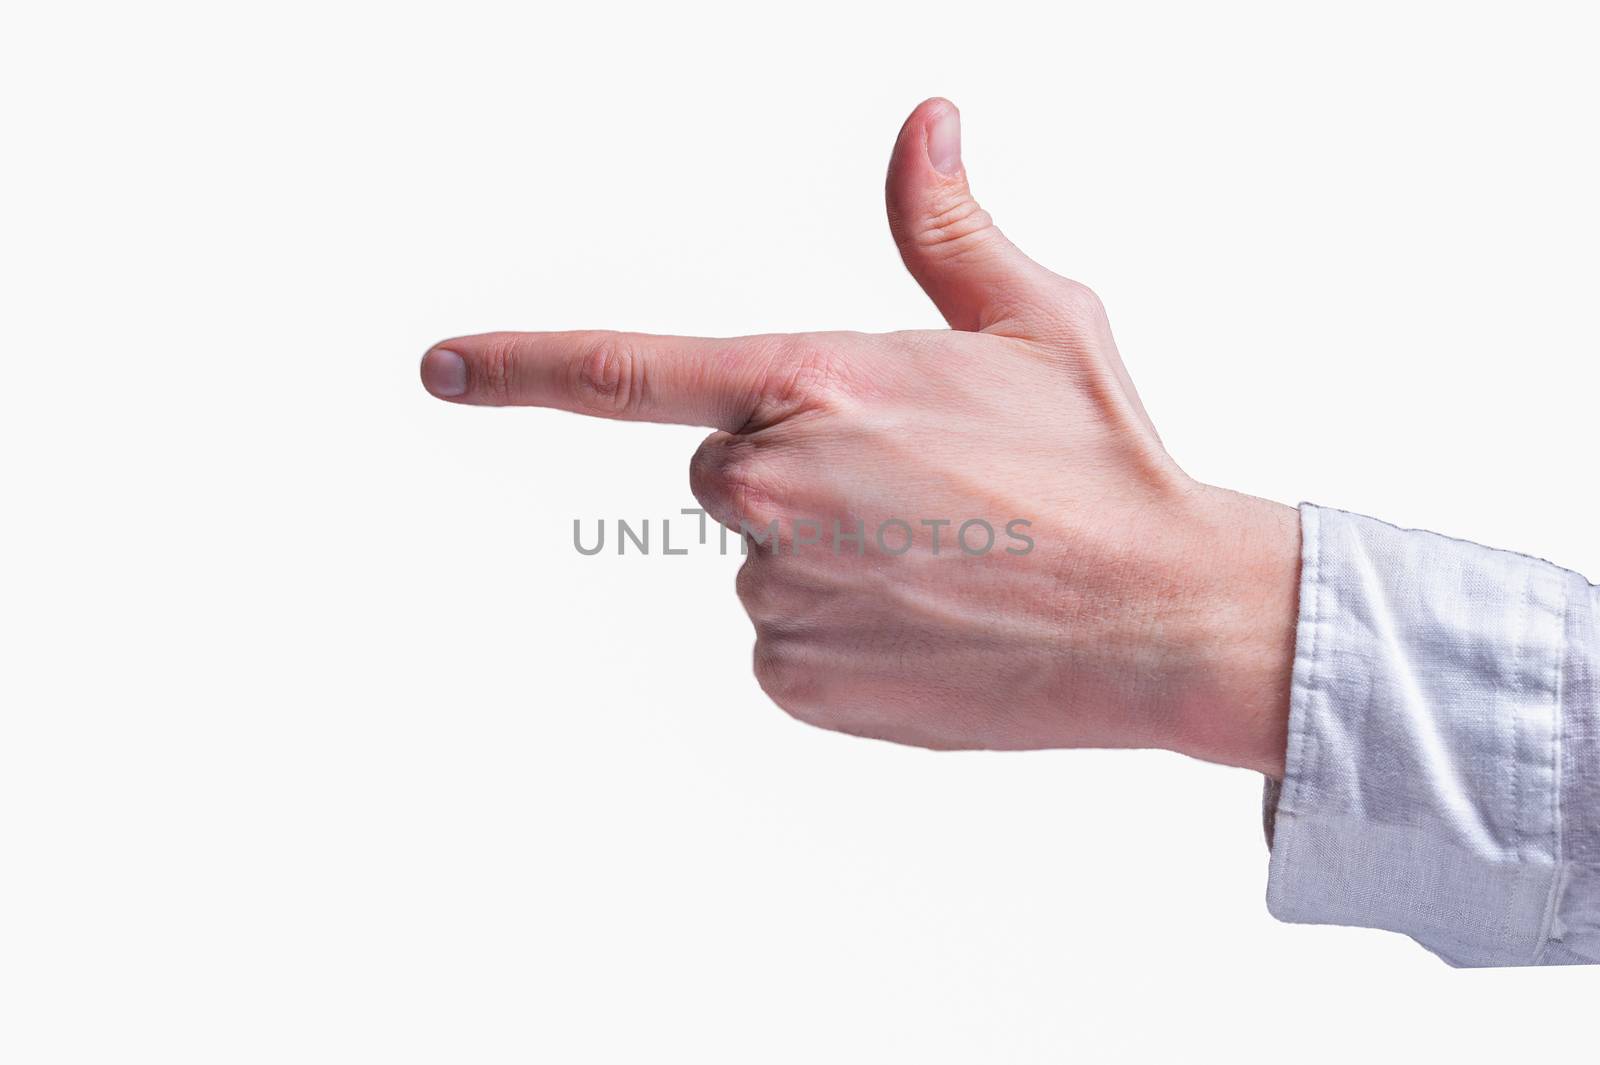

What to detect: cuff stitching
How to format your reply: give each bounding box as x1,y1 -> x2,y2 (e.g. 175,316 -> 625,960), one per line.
1283,503 -> 1323,818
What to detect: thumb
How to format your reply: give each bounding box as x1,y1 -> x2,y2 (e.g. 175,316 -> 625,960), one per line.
885,98 -> 1079,337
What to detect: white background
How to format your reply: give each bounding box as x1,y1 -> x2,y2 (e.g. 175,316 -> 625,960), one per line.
4,1 -> 1598,1061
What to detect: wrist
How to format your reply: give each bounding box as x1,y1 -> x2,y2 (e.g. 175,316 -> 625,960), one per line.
1164,488 -> 1301,777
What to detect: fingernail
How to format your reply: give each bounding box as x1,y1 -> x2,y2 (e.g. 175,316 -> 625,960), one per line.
927,105 -> 961,175
421,348 -> 468,397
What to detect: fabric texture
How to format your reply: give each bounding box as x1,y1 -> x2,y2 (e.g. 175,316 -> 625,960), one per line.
1264,504 -> 1600,966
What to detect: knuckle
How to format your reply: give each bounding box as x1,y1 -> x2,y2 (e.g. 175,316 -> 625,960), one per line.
733,556 -> 795,619
687,434 -> 729,505
726,463 -> 778,528
751,637 -> 788,694
915,195 -> 996,259
734,558 -> 764,611
689,436 -> 781,527
571,335 -> 645,416
479,333 -> 520,400
753,638 -> 825,724
688,435 -> 738,510
752,334 -> 861,421
1058,278 -> 1107,322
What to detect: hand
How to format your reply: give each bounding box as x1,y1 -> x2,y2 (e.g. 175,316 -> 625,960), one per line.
420,98 -> 1301,776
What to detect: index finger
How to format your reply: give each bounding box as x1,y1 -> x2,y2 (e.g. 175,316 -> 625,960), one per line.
420,330 -> 788,431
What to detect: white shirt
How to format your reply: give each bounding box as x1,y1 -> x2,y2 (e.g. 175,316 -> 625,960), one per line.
1264,504 -> 1600,965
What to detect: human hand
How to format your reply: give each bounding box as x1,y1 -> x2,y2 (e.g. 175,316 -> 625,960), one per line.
420,98 -> 1300,776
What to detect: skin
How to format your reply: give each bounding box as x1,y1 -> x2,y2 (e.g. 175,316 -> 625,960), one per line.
421,98 -> 1302,778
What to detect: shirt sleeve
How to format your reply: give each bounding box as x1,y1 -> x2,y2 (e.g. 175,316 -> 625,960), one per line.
1263,503 -> 1600,966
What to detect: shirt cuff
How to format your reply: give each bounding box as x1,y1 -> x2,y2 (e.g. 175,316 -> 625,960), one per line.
1264,503 -> 1599,966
